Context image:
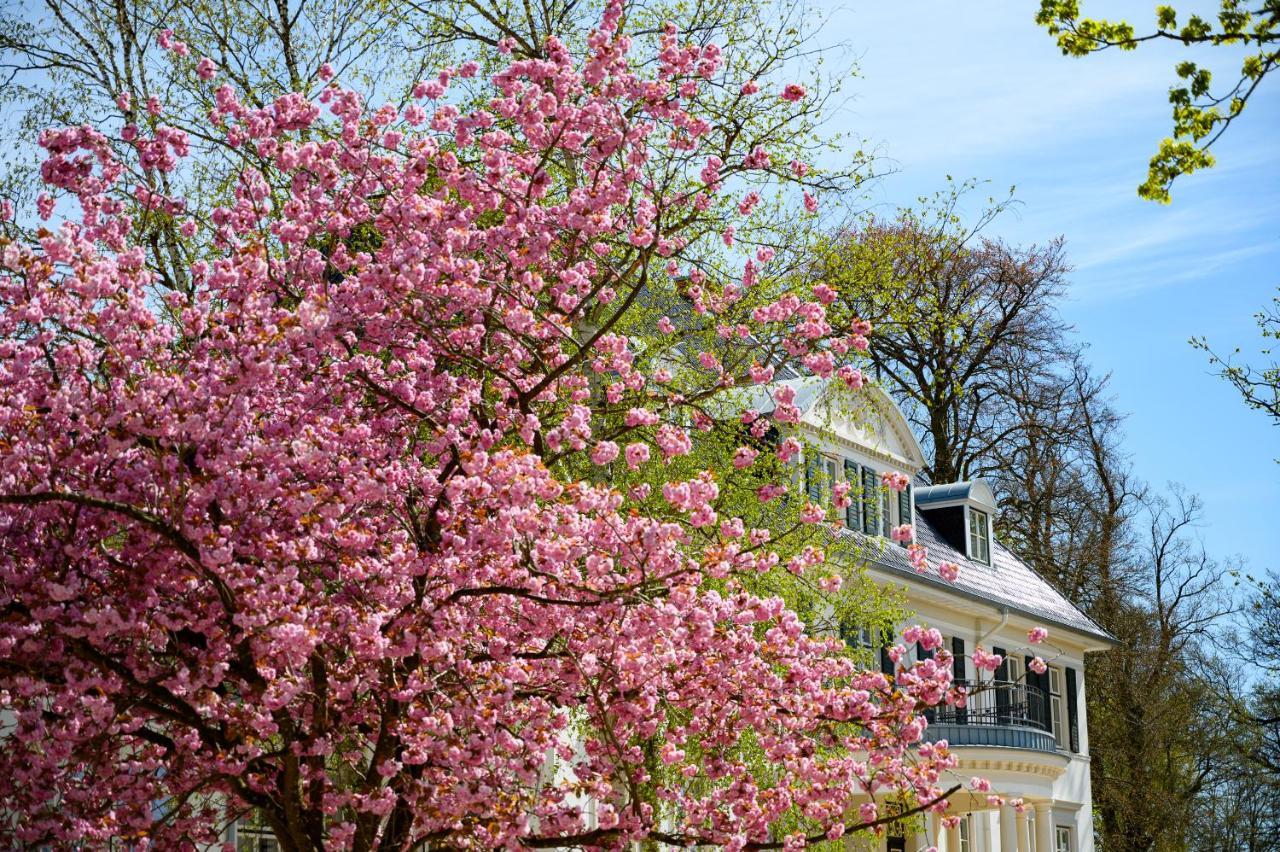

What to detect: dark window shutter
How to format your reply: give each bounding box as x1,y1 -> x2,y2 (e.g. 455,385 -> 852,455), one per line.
881,490 -> 891,537
862,468 -> 878,535
880,644 -> 895,677
994,646 -> 1010,724
806,452 -> 822,502
897,486 -> 911,528
1026,656 -> 1051,731
838,619 -> 854,648
918,642 -> 935,723
1066,666 -> 1080,753
951,636 -> 967,725
844,459 -> 860,529
1025,655 -> 1039,729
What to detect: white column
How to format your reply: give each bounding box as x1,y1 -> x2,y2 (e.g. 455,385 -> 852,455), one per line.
1034,802 -> 1054,852
944,818 -> 961,852
1016,808 -> 1031,852
999,804 -> 1017,852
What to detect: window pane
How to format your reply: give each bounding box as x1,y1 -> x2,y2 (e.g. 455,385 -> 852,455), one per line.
1056,826 -> 1071,852
1007,657 -> 1023,683
1052,696 -> 1065,748
968,509 -> 989,563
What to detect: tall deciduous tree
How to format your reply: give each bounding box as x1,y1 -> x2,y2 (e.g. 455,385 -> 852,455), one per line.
1085,492 -> 1240,852
0,4 -> 990,849
812,187 -> 1074,485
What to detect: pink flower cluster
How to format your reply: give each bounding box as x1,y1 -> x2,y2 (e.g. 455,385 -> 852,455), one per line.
881,471 -> 911,492
0,3 -> 974,848
972,647 -> 1005,673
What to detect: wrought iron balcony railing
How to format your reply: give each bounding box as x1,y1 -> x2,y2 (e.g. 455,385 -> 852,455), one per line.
934,680 -> 1048,730
923,681 -> 1058,753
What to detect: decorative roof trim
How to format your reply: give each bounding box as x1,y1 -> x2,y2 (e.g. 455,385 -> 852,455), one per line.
796,422 -> 921,472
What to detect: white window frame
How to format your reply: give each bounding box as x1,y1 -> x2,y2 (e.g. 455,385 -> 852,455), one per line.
1005,655 -> 1024,685
822,456 -> 838,505
958,813 -> 971,852
1055,825 -> 1072,852
1049,666 -> 1066,749
967,506 -> 991,564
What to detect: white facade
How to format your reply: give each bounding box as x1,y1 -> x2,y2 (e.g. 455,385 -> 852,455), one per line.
787,381 -> 1112,852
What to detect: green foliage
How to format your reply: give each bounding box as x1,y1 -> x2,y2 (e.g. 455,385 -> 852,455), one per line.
1036,0 -> 1280,201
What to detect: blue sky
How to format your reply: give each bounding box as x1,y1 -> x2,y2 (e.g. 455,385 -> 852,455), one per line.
816,2 -> 1280,577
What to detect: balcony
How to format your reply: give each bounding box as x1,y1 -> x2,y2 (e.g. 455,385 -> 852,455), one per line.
922,681 -> 1058,753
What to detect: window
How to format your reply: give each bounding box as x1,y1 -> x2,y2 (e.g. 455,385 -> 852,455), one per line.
823,457 -> 838,505
805,451 -> 822,503
967,507 -> 990,564
839,619 -> 874,653
861,467 -> 879,535
958,813 -> 971,852
1005,654 -> 1023,684
843,459 -> 860,529
806,453 -> 840,508
1055,826 -> 1072,852
1049,666 -> 1066,749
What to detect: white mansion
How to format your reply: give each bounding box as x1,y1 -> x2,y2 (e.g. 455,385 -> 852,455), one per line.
778,377 -> 1113,852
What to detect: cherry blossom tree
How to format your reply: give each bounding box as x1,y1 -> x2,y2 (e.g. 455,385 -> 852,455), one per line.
0,4 -> 987,849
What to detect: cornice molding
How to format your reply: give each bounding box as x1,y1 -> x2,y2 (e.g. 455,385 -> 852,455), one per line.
954,757 -> 1068,780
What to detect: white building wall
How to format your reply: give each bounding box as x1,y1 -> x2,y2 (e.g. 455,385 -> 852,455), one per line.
864,588 -> 1104,852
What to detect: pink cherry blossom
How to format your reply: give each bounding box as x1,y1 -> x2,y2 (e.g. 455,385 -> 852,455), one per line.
881,470 -> 911,492
973,647 -> 1005,672
0,6 -> 963,848
781,83 -> 807,102
591,441 -> 620,465
625,442 -> 651,469
1028,627 -> 1049,644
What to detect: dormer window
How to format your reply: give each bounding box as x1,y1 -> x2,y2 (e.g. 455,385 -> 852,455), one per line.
913,479 -> 997,564
967,507 -> 990,564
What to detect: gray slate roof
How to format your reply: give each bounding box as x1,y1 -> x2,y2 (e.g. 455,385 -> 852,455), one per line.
831,513 -> 1113,644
